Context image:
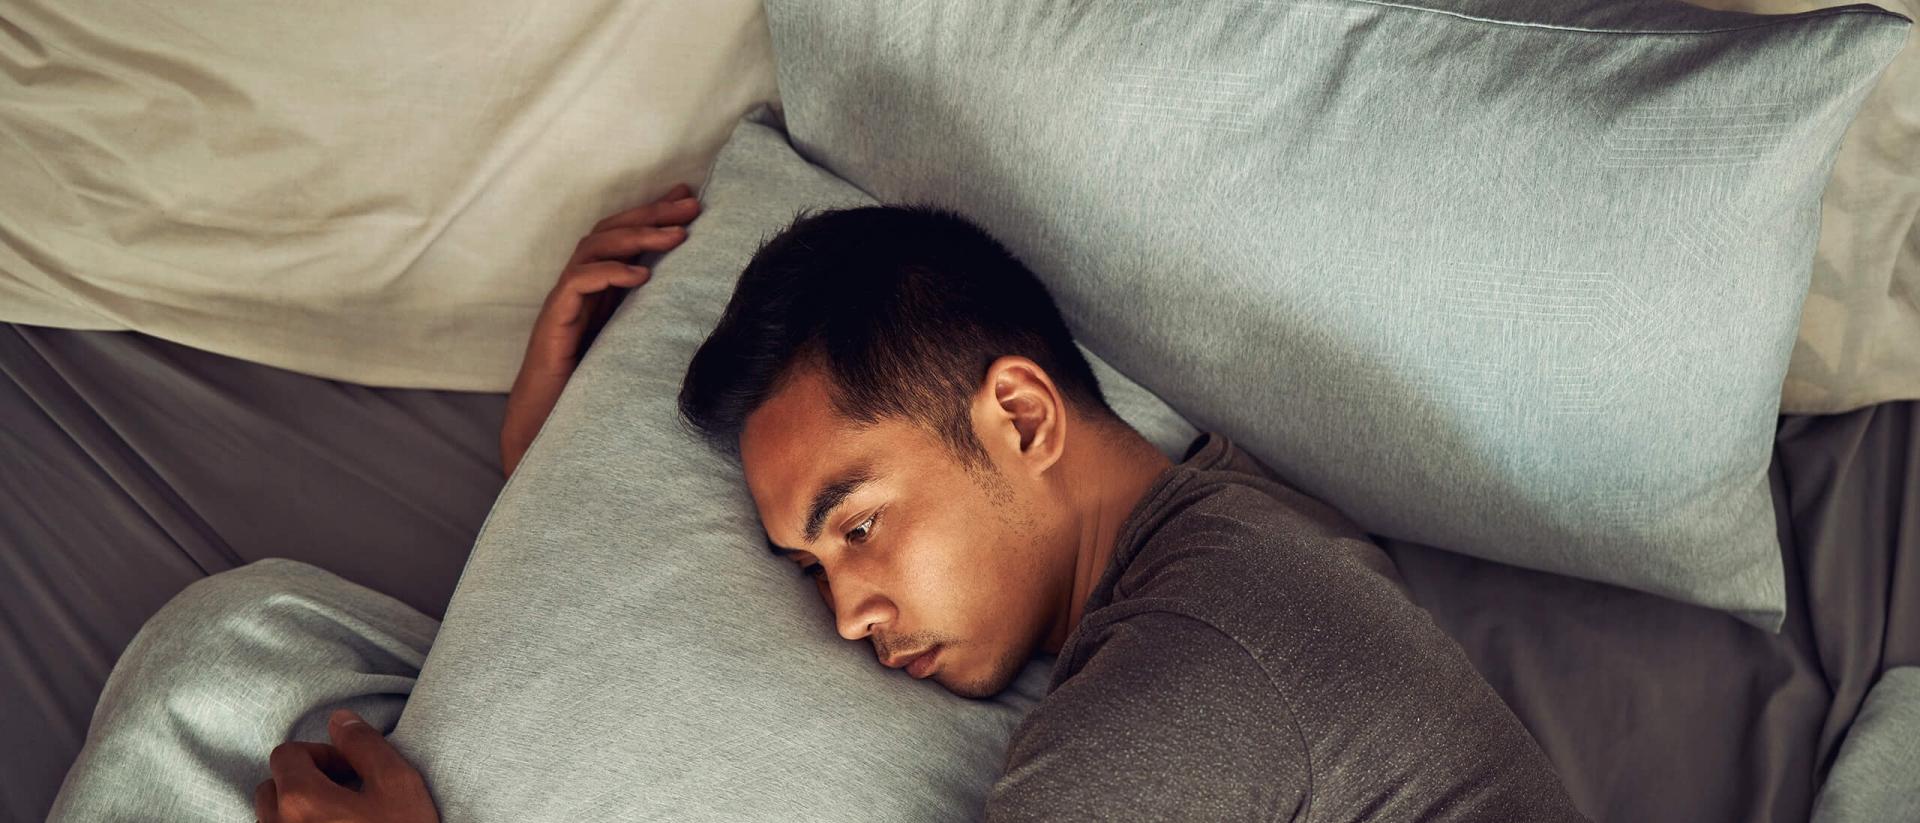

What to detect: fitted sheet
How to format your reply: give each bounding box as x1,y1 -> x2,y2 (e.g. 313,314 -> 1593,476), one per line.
2,321 -> 1914,823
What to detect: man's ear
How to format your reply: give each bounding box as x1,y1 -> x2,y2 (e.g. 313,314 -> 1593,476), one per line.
972,355 -> 1066,476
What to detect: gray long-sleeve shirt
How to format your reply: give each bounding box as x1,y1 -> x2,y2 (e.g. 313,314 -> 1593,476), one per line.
984,432 -> 1590,822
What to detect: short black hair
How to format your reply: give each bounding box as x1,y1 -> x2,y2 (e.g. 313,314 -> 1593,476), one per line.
678,203 -> 1114,466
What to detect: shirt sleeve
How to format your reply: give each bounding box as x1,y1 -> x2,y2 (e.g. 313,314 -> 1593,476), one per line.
982,611 -> 1310,823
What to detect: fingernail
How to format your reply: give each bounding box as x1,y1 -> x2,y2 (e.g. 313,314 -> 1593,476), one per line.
674,197 -> 697,206
331,708 -> 366,728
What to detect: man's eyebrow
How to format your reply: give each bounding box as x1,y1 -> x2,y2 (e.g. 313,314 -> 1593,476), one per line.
765,536 -> 798,558
801,464 -> 876,544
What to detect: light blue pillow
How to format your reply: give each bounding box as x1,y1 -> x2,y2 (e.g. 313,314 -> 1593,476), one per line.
761,0 -> 1911,626
392,105 -> 1199,822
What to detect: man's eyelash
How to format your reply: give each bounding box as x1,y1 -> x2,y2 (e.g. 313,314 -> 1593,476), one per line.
847,509 -> 881,544
799,509 -> 883,582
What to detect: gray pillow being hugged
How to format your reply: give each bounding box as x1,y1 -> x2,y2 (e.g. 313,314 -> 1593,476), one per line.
391,104 -> 1199,822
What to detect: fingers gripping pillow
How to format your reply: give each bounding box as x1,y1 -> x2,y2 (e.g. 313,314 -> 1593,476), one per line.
390,105 -> 1199,821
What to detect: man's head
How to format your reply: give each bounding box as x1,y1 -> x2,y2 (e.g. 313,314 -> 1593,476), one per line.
679,204 -> 1121,698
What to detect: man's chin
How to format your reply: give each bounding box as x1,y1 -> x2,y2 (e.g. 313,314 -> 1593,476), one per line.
932,652 -> 1027,700
936,674 -> 1007,700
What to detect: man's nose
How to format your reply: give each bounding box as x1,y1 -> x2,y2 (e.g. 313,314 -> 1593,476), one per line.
832,584 -> 895,641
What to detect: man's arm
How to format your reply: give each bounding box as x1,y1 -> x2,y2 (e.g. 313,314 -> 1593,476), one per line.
500,184 -> 703,477
985,612 -> 1311,823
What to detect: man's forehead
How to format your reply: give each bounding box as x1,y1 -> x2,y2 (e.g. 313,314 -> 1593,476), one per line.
739,365 -> 834,447
738,369 -> 871,544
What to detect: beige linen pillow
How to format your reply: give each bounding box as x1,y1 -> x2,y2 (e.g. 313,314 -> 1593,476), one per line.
0,0 -> 778,390
1680,0 -> 1920,413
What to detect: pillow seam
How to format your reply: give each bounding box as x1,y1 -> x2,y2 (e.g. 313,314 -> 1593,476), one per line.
1333,0 -> 1907,36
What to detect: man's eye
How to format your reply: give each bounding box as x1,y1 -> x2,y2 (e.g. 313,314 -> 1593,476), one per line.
847,511 -> 879,545
802,563 -> 827,581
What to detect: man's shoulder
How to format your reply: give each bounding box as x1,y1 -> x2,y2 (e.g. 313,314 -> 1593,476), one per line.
1064,476 -> 1592,823
992,608 -> 1311,823
1109,459 -> 1411,630
1030,438 -> 1593,823
1088,446 -> 1446,704
1170,433 -> 1376,540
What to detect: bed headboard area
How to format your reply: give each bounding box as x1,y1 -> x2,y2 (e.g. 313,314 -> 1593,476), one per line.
0,0 -> 1914,411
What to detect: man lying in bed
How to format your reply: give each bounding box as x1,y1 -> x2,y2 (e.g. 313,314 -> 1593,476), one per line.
269,187 -> 1584,821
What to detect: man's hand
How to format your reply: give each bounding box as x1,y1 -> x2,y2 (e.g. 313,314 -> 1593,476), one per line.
253,708 -> 438,823
501,183 -> 702,477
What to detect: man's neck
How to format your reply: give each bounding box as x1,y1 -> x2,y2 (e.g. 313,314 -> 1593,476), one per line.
1040,423 -> 1174,654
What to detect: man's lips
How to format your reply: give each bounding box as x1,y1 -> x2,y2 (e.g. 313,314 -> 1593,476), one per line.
883,645 -> 941,679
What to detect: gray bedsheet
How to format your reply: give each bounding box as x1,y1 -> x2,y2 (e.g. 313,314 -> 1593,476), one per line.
0,324 -> 506,823
2,321 -> 1914,823
1385,397 -> 1920,822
